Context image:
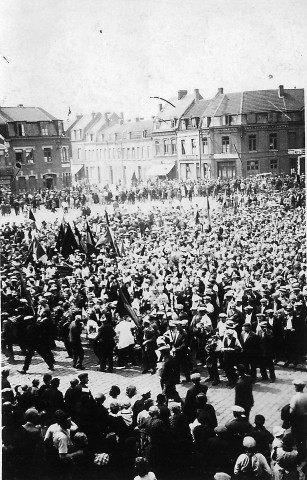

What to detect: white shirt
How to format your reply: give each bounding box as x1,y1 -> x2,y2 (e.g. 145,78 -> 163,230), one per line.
115,320 -> 135,349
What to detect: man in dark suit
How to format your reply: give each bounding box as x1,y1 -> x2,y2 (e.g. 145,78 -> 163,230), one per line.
171,322 -> 191,383
68,315 -> 84,369
94,316 -> 116,372
239,323 -> 260,380
183,373 -> 208,422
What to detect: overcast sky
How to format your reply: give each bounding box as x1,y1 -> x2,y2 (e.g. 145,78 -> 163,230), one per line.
0,0 -> 306,122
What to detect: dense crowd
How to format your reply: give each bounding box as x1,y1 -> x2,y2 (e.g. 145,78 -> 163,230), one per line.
1,174 -> 307,480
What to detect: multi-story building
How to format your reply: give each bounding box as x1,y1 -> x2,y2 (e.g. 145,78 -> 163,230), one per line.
0,105 -> 71,192
151,89 -> 203,179
178,86 -> 305,180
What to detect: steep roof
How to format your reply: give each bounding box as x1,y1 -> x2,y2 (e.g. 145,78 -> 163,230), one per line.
182,99 -> 212,118
0,106 -> 58,122
158,93 -> 196,120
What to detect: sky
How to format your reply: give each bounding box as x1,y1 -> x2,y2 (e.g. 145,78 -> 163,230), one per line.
0,0 -> 306,123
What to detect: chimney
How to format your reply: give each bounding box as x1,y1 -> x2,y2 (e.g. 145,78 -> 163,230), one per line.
105,112 -> 110,123
158,103 -> 163,112
135,117 -> 139,122
120,112 -> 124,120
278,85 -> 284,98
178,90 -> 188,100
76,114 -> 82,120
140,117 -> 144,120
119,119 -> 124,125
218,88 -> 223,94
194,89 -> 200,101
17,104 -> 24,107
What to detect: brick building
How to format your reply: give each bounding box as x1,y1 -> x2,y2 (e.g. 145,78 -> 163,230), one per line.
0,106 -> 71,193
178,86 -> 305,180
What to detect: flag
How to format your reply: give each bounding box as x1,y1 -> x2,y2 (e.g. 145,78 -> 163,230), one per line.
29,209 -> 36,222
86,222 -> 97,255
195,210 -> 200,225
206,195 -> 212,233
23,239 -> 34,266
55,219 -> 66,251
139,244 -> 146,256
17,269 -> 35,316
117,286 -> 139,327
68,106 -> 71,116
96,228 -> 112,247
105,210 -> 110,226
61,223 -> 79,258
120,241 -> 126,257
34,237 -> 48,264
74,223 -> 86,252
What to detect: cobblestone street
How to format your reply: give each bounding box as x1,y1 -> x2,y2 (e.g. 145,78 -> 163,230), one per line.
2,337 -> 306,430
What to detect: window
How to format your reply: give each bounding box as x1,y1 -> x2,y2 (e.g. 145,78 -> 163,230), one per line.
288,132 -> 297,149
206,117 -> 211,127
132,148 -> 135,159
181,119 -> 188,130
224,115 -> 232,125
113,149 -> 116,159
270,159 -> 278,170
163,140 -> 169,155
147,146 -> 151,158
222,136 -> 230,153
142,147 -> 145,158
191,138 -> 196,154
122,148 -> 125,159
155,141 -> 160,155
142,130 -> 147,138
61,147 -> 69,162
43,148 -> 52,162
90,134 -> 94,141
257,113 -> 268,124
268,112 -> 277,123
15,151 -> 23,163
58,122 -> 63,135
171,138 -> 176,154
138,166 -> 142,180
248,135 -> 257,152
78,148 -> 82,160
247,113 -> 256,124
137,147 -> 140,159
41,123 -> 48,136
202,137 -> 208,154
127,148 -> 130,159
17,123 -> 25,136
25,149 -> 34,163
191,117 -> 199,128
181,140 -> 186,155
118,149 -> 121,159
246,160 -> 259,172
269,133 -> 277,150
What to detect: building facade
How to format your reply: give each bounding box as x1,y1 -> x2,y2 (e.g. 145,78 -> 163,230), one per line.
0,106 -> 71,193
177,86 -> 305,180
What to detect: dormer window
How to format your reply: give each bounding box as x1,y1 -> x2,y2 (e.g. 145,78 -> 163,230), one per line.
16,123 -> 25,136
41,123 -> 48,136
191,117 -> 199,128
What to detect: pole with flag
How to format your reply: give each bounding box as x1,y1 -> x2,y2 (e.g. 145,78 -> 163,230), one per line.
29,209 -> 36,222
206,195 -> 212,232
117,285 -> 139,327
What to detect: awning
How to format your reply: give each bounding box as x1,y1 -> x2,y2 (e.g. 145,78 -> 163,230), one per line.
71,164 -> 84,175
147,162 -> 175,177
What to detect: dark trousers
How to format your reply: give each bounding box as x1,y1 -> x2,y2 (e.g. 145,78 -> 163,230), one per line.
260,357 -> 275,380
142,346 -> 157,372
242,356 -> 257,379
292,417 -> 307,461
174,353 -> 191,382
99,349 -> 114,372
71,343 -> 84,368
117,344 -> 135,367
23,346 -> 54,372
207,356 -> 220,382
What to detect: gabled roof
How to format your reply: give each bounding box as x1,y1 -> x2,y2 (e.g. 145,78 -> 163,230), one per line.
200,88 -> 304,118
182,99 -> 212,118
70,113 -> 102,137
0,106 -> 58,122
89,113 -> 120,135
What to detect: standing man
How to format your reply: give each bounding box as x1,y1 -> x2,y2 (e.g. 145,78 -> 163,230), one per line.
115,315 -> 136,368
69,315 -> 84,370
222,323 -> 242,387
239,323 -> 260,380
234,364 -> 254,421
94,316 -> 116,372
290,379 -> 307,461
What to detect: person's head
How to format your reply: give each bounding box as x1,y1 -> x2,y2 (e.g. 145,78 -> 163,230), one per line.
78,373 -> 89,385
134,457 -> 150,477
43,373 -> 52,385
109,402 -> 120,414
156,393 -> 166,405
149,406 -> 160,418
94,392 -> 106,404
126,385 -> 137,399
243,323 -> 251,333
56,410 -> 72,430
232,405 -> 246,418
196,393 -> 208,408
254,414 -> 265,427
109,385 -> 120,398
32,378 -> 40,388
282,433 -> 296,452
24,408 -> 40,425
51,378 -> 60,389
191,372 -> 204,385
171,403 -> 182,415
273,426 -> 285,440
140,389 -> 151,400
293,379 -> 305,392
1,368 -> 10,378
144,398 -> 154,411
70,378 -> 79,388
236,364 -> 247,376
243,436 -> 256,453
214,425 -> 228,439
73,432 -> 88,448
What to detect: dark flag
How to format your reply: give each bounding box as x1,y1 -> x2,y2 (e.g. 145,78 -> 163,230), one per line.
117,286 -> 139,327
105,210 -> 110,226
86,222 -> 97,255
106,225 -> 121,256
17,269 -> 36,316
34,237 -> 48,264
61,223 -> 79,258
139,244 -> 146,256
206,195 -> 212,233
96,227 -> 112,247
23,239 -> 34,266
195,210 -> 200,225
29,209 -> 36,222
74,223 -> 86,252
56,219 -> 66,251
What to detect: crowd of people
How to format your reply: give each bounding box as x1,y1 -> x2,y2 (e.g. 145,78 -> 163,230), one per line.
1,173 -> 307,479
